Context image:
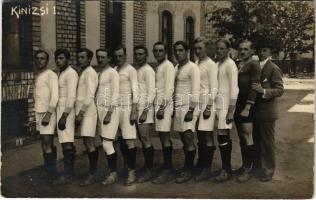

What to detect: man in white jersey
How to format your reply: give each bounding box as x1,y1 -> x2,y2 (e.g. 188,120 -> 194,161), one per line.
214,39 -> 239,182
193,37 -> 218,182
51,49 -> 78,185
94,48 -> 120,185
133,45 -> 156,183
75,48 -> 99,186
151,42 -> 176,184
114,46 -> 139,186
173,41 -> 200,183
34,50 -> 59,183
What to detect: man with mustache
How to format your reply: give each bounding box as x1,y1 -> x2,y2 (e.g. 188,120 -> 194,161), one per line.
234,40 -> 261,182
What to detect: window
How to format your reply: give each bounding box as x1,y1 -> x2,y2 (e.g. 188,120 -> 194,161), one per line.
2,1 -> 33,71
106,1 -> 122,59
161,11 -> 173,60
185,17 -> 195,61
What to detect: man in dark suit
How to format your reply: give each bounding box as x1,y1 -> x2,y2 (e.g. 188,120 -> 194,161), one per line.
252,41 -> 284,182
235,40 -> 261,182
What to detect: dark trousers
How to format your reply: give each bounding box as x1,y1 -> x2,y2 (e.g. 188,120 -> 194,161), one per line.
254,120 -> 276,177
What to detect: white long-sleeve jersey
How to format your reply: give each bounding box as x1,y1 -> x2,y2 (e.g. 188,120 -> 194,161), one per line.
117,63 -> 139,106
58,66 -> 79,113
76,66 -> 98,115
155,59 -> 175,106
175,61 -> 200,107
96,66 -> 120,107
196,57 -> 218,105
137,63 -> 155,109
34,69 -> 59,113
216,57 -> 239,109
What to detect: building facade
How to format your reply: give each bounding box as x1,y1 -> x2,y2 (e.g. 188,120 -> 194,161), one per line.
2,0 -> 207,142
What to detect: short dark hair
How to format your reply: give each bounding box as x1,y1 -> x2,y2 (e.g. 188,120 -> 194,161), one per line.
216,39 -> 231,49
78,48 -> 93,59
134,45 -> 148,56
113,45 -> 126,55
239,39 -> 254,49
34,50 -> 49,60
54,48 -> 70,59
96,48 -> 108,55
205,39 -> 215,47
174,41 -> 189,51
153,41 -> 166,51
193,36 -> 207,45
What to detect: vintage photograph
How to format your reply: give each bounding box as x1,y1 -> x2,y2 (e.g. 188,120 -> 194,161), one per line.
1,0 -> 315,198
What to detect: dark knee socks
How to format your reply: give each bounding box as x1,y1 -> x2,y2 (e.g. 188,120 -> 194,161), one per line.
218,135 -> 232,172
43,146 -> 57,177
107,152 -> 117,172
244,145 -> 255,169
162,146 -> 173,170
127,147 -> 137,169
205,146 -> 216,169
63,146 -> 76,177
119,139 -> 128,165
184,148 -> 196,170
87,150 -> 98,175
143,146 -> 154,169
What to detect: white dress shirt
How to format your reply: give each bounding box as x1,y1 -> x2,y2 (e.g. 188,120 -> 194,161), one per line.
96,66 -> 120,107
117,63 -> 139,106
260,56 -> 272,69
34,69 -> 59,113
196,57 -> 218,105
155,59 -> 175,106
58,66 -> 78,113
137,63 -> 155,109
76,66 -> 98,115
175,61 -> 200,107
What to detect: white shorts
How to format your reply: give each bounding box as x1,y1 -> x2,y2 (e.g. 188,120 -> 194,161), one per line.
118,105 -> 137,139
36,112 -> 56,135
137,107 -> 154,124
78,114 -> 97,137
216,108 -> 233,130
154,103 -> 173,132
173,105 -> 199,132
198,104 -> 216,131
97,106 -> 119,140
56,106 -> 75,143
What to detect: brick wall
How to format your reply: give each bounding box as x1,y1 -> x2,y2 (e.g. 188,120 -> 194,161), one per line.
133,1 -> 146,46
28,0 -> 41,133
100,0 -> 106,49
121,1 -> 126,46
55,0 -> 78,64
80,0 -> 86,48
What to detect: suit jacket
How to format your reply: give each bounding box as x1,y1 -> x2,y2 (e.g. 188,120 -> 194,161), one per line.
254,60 -> 284,121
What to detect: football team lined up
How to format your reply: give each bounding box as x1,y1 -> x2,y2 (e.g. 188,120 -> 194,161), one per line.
34,37 -> 283,187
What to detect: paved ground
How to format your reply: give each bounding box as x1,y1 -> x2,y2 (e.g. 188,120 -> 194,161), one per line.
1,79 -> 314,198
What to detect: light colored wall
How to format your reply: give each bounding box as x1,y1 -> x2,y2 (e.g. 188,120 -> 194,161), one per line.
40,1 -> 56,68
85,1 -> 101,65
145,1 -> 201,63
125,1 -> 134,63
